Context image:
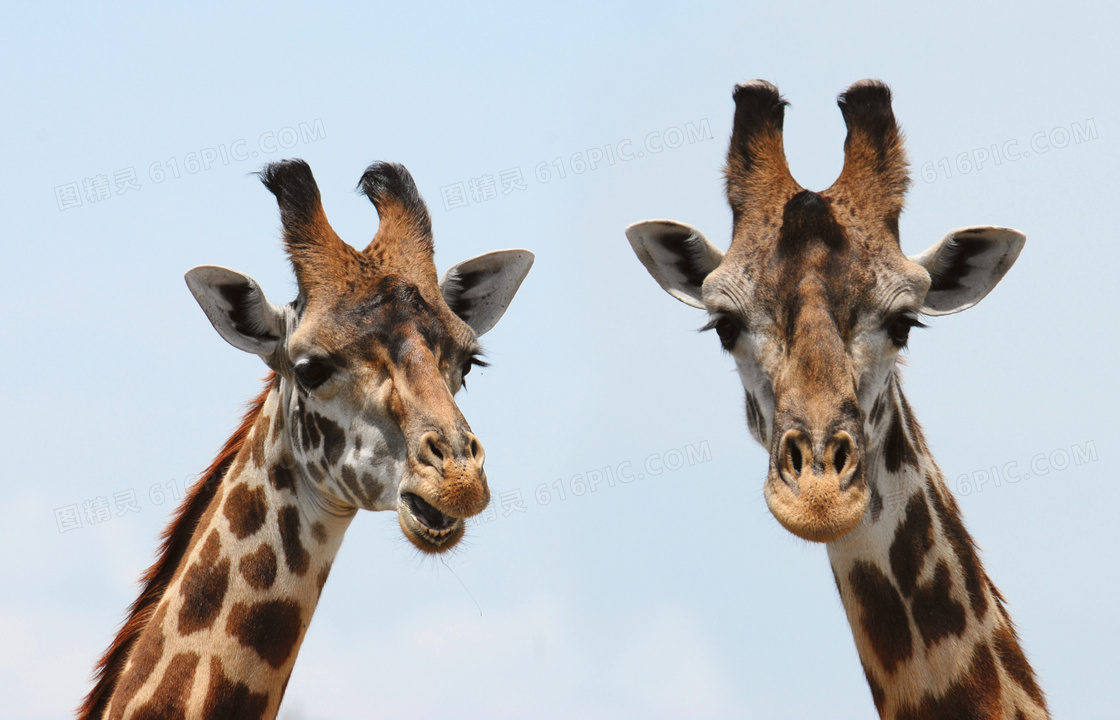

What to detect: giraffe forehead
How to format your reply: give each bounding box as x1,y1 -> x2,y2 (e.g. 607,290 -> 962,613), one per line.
295,274 -> 474,365
710,190 -> 909,327
709,240 -> 882,339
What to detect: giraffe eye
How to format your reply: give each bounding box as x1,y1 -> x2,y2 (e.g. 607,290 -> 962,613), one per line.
460,354 -> 489,384
293,357 -> 335,391
703,315 -> 743,351
886,313 -> 926,348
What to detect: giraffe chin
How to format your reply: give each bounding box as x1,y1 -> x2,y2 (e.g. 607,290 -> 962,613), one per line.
763,471 -> 868,543
398,492 -> 467,553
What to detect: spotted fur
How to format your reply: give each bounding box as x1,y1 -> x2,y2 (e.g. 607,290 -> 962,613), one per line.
83,159 -> 531,719
627,80 -> 1045,719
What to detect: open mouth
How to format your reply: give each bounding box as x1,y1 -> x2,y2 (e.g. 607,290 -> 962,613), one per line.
403,492 -> 457,532
399,492 -> 464,552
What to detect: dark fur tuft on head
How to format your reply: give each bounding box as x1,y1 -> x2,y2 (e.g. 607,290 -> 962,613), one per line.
730,80 -> 789,171
358,161 -> 432,237
837,80 -> 898,154
724,80 -> 800,229
258,159 -> 323,230
732,80 -> 788,128
826,79 -> 910,222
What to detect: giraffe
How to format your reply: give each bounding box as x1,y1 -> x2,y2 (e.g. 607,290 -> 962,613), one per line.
626,80 -> 1047,719
77,158 -> 534,720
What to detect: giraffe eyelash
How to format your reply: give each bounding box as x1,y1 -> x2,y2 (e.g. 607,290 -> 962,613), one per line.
459,353 -> 489,388
700,315 -> 745,352
886,313 -> 927,348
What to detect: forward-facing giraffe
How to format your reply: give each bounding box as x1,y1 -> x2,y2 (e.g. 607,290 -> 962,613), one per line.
627,80 -> 1046,719
78,159 -> 534,720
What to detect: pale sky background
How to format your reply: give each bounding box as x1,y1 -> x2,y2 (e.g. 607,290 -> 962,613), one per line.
2,2 -> 1117,719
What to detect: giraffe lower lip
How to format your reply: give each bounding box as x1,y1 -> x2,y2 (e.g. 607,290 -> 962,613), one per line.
402,492 -> 456,533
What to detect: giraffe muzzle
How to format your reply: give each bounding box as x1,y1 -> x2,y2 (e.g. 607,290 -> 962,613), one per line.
764,428 -> 867,542
397,429 -> 489,553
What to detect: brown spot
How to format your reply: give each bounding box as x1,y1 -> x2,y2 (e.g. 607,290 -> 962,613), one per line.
360,471 -> 383,499
311,521 -> 328,543
883,407 -> 918,473
299,401 -> 321,450
250,414 -> 270,468
226,599 -> 303,669
106,604 -> 168,720
992,624 -> 1046,708
869,392 -> 887,426
888,492 -> 933,596
897,392 -> 926,454
316,562 -> 332,598
896,642 -> 1001,720
279,506 -> 310,576
317,415 -> 346,465
992,581 -> 1013,625
271,409 -> 285,443
927,478 -> 989,619
745,392 -> 765,442
178,530 -> 231,635
270,459 -> 296,493
849,561 -> 912,674
228,445 -> 250,482
131,651 -> 200,720
202,656 -> 269,720
239,543 -> 278,591
224,483 -> 267,539
869,484 -> 883,522
910,560 -> 967,647
340,464 -> 367,505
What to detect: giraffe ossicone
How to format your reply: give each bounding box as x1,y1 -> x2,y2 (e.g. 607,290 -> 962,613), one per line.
627,80 -> 1045,719
79,159 -> 533,720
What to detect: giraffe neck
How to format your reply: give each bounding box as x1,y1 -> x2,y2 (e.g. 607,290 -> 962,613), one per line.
825,374 -> 1048,720
103,382 -> 355,720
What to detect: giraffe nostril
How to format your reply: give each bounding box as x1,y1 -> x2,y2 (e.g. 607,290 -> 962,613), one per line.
789,442 -> 803,475
427,436 -> 444,462
418,431 -> 448,469
834,437 -> 849,472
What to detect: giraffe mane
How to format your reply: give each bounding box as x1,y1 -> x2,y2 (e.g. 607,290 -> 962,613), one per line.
76,374 -> 278,720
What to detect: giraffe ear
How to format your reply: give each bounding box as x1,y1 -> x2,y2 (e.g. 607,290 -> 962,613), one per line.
439,249 -> 534,336
625,220 -> 723,309
185,266 -> 287,356
909,227 -> 1026,316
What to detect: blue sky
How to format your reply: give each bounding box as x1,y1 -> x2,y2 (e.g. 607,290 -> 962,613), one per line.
2,2 -> 1117,718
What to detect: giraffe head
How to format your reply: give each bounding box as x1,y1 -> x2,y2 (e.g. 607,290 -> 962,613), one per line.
186,159 -> 532,552
627,80 -> 1024,543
